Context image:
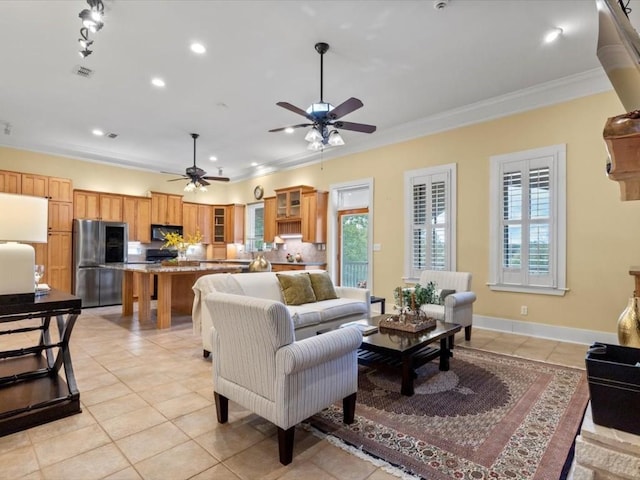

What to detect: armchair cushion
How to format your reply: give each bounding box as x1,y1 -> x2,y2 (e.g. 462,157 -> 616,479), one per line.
277,273 -> 317,305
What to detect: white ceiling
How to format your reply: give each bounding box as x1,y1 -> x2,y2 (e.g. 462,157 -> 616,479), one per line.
0,0 -> 624,182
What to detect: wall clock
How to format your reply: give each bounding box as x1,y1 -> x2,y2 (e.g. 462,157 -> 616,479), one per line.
253,185 -> 264,200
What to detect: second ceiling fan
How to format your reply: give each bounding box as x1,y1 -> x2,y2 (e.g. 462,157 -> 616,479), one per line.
166,133 -> 229,192
269,42 -> 376,150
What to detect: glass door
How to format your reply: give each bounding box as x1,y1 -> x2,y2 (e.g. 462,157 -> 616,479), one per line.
338,209 -> 369,287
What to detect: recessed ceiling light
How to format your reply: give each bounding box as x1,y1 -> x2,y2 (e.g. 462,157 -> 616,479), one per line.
209,156 -> 217,162
285,127 -> 295,134
92,129 -> 104,136
151,77 -> 166,87
251,162 -> 258,167
190,42 -> 206,54
544,27 -> 563,44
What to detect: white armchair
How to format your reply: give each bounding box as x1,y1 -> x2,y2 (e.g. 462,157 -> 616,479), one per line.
417,270 -> 476,341
205,291 -> 363,465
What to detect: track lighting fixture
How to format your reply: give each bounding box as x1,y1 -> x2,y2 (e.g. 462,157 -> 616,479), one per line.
77,0 -> 105,58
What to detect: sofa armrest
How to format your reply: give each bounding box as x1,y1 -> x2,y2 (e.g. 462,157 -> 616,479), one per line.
335,286 -> 370,304
276,327 -> 363,375
444,291 -> 476,307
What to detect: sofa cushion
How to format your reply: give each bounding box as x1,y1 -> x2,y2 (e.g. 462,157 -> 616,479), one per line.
314,298 -> 369,323
286,306 -> 322,328
308,272 -> 338,301
277,273 -> 317,306
438,289 -> 456,305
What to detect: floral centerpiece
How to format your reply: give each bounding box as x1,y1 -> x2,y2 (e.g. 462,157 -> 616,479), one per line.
162,229 -> 203,261
379,281 -> 438,333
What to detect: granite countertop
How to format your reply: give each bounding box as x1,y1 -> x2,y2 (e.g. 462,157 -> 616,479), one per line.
200,259 -> 326,266
102,263 -> 243,273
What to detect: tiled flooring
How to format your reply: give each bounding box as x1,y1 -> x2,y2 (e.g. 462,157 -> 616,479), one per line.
0,305 -> 589,480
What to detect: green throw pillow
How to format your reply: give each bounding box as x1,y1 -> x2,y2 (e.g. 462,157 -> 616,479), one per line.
308,272 -> 338,301
276,273 -> 317,306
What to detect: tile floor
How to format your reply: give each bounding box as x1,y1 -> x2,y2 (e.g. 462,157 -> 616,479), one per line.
0,305 -> 589,480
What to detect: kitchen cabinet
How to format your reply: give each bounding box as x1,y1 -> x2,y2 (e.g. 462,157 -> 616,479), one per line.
182,202 -> 212,244
48,177 -> 73,202
301,190 -> 328,243
47,231 -> 72,293
263,196 -> 276,243
275,185 -> 314,220
73,190 -> 123,221
225,204 -> 245,244
48,201 -> 73,232
21,174 -> 48,198
151,192 -> 183,225
0,170 -> 21,193
123,196 -> 151,243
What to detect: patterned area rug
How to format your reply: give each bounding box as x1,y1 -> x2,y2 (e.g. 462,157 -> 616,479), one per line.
309,347 -> 589,480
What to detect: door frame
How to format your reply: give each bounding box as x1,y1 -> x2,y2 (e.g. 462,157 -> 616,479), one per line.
329,178 -> 374,291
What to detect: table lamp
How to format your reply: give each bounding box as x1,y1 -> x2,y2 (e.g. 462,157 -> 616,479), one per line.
0,192 -> 48,303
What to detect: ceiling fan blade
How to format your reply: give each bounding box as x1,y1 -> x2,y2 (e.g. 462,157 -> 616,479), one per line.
198,179 -> 211,186
328,97 -> 363,120
334,121 -> 377,134
269,123 -> 314,133
167,177 -> 188,182
202,176 -> 230,182
276,102 -> 315,121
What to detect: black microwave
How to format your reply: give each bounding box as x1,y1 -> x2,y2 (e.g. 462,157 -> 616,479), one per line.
151,224 -> 183,242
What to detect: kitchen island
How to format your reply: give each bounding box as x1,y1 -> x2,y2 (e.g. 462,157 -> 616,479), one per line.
104,263 -> 242,329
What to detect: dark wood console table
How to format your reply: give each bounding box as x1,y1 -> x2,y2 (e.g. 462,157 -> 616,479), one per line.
0,289 -> 82,436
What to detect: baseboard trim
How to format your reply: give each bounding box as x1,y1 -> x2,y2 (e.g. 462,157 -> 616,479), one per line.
472,315 -> 618,346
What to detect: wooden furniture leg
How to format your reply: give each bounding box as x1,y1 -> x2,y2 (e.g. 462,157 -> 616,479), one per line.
137,273 -> 151,322
156,273 -> 172,329
122,270 -> 134,316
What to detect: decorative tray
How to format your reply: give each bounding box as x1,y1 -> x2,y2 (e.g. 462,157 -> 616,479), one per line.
378,314 -> 436,333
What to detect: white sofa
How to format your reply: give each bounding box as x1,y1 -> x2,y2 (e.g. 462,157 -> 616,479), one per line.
416,270 -> 476,341
192,270 -> 370,357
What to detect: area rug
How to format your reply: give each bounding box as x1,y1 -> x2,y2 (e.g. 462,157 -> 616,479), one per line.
309,347 -> 589,480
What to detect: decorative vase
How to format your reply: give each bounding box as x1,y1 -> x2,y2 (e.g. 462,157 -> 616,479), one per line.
294,252 -> 302,262
177,247 -> 188,262
617,295 -> 640,347
248,254 -> 272,272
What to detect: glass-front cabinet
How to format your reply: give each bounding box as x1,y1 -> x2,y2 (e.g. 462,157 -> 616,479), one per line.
213,207 -> 226,243
275,186 -> 314,220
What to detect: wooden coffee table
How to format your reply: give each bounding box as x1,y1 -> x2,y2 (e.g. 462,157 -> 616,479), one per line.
355,315 -> 461,396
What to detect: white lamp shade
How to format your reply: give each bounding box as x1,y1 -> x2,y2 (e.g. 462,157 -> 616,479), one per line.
0,193 -> 48,243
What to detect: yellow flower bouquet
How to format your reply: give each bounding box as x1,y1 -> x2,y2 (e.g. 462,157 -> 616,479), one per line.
162,229 -> 203,260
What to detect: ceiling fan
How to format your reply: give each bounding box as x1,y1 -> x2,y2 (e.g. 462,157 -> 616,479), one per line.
166,133 -> 229,191
269,42 -> 376,150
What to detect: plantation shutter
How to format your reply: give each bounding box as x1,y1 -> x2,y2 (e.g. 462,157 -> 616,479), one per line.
500,159 -> 553,287
410,172 -> 449,278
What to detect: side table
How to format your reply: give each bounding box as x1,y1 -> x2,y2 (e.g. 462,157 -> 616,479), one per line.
0,289 -> 82,436
370,296 -> 386,314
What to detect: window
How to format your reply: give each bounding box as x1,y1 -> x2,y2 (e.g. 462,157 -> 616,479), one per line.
489,144 -> 566,295
246,202 -> 264,252
404,164 -> 456,281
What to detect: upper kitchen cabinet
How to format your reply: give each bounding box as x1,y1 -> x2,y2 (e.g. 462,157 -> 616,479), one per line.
182,202 -> 212,244
151,192 -> 183,226
0,170 -> 21,193
226,204 -> 245,244
301,190 -> 328,243
275,185 -> 314,220
21,174 -> 48,198
73,190 -> 123,221
48,177 -> 73,202
123,195 -> 151,243
263,196 -> 276,243
48,201 -> 73,232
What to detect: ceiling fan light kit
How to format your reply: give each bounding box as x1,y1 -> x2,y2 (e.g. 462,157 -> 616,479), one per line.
269,41 -> 376,150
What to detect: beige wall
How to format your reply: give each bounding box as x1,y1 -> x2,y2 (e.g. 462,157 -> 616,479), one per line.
0,90 -> 635,335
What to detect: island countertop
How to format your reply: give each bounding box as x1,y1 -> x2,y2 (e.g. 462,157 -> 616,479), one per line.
103,263 -> 243,274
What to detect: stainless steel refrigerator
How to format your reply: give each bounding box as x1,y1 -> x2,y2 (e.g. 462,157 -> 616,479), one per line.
72,219 -> 128,307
